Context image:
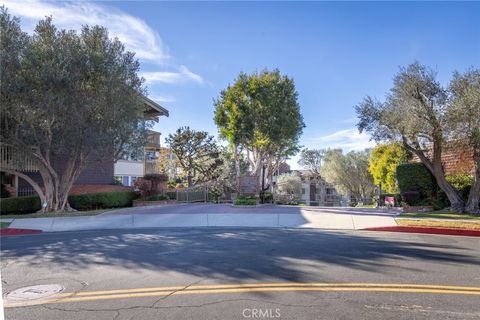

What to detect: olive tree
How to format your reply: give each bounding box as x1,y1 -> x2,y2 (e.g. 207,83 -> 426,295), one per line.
276,172 -> 302,203
355,63 -> 465,211
448,68 -> 480,214
320,149 -> 375,202
0,10 -> 148,212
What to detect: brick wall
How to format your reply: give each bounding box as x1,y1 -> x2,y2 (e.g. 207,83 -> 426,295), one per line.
412,143 -> 474,175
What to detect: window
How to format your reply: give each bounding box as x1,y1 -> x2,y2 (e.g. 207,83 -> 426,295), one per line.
302,188 -> 306,194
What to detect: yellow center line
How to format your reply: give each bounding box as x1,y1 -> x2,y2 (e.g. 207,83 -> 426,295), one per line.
54,282 -> 480,297
4,284 -> 480,308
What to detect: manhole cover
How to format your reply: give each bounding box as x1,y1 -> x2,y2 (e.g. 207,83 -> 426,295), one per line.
5,284 -> 65,302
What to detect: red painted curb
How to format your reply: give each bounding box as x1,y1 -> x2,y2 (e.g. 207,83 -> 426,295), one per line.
365,226 -> 480,237
0,228 -> 43,236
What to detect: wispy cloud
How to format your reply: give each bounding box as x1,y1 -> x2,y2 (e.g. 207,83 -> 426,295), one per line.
141,65 -> 204,85
4,0 -> 169,63
310,128 -> 376,151
149,95 -> 176,104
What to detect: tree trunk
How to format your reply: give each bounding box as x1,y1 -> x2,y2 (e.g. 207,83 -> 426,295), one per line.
233,145 -> 240,192
0,169 -> 47,205
466,147 -> 480,215
403,138 -> 465,212
431,140 -> 464,212
187,172 -> 193,188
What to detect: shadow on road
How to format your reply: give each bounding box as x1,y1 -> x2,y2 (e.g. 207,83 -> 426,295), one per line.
1,228 -> 478,283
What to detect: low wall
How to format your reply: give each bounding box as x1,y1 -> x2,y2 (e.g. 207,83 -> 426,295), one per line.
133,200 -> 177,207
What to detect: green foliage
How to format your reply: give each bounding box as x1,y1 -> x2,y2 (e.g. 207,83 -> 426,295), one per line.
214,147 -> 249,195
298,149 -> 325,175
1,184 -> 9,198
396,163 -> 436,195
368,143 -> 411,193
234,196 -> 257,206
208,187 -> 223,203
0,10 -> 149,212
167,180 -> 176,189
0,196 -> 41,214
165,127 -> 222,187
396,163 -> 445,207
144,194 -> 170,201
214,69 -> 305,176
276,172 -> 302,202
68,191 -> 137,211
260,191 -> 273,203
321,149 -> 375,201
356,62 -> 480,213
446,173 -> 474,200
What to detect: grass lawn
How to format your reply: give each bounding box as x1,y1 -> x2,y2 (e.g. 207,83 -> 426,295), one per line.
399,212 -> 480,220
396,218 -> 480,230
0,222 -> 11,228
0,209 -> 111,219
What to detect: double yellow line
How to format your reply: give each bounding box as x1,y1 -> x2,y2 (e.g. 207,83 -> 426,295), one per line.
5,282 -> 480,308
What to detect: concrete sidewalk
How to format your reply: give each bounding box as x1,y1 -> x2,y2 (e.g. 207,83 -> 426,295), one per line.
4,207 -> 398,232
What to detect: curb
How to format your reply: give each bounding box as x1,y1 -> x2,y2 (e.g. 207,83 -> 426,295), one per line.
364,226 -> 480,237
0,228 -> 43,237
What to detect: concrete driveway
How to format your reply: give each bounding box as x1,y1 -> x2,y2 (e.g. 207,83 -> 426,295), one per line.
6,204 -> 399,233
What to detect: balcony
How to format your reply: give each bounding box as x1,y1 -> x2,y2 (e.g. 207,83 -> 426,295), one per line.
145,131 -> 161,150
145,160 -> 160,175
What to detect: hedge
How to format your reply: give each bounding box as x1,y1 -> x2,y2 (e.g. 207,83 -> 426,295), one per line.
0,191 -> 137,215
396,163 -> 437,195
0,196 -> 41,214
68,191 -> 137,211
396,163 -> 473,209
234,196 -> 257,206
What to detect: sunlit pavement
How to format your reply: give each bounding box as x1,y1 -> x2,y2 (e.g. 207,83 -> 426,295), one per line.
5,204 -> 399,232
2,228 -> 479,319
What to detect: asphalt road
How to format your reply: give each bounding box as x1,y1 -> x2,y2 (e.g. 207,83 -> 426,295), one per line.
1,228 -> 479,320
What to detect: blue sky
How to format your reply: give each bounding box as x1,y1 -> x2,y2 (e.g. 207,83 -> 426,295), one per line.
5,1 -> 480,168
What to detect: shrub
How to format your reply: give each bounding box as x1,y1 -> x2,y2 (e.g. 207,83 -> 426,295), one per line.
135,174 -> 168,197
446,173 -> 473,201
0,196 -> 41,214
68,191 -> 137,211
396,163 -> 436,195
401,191 -> 421,206
144,194 -> 170,201
1,184 -> 9,198
234,196 -> 257,206
208,187 -> 222,203
260,191 -> 273,203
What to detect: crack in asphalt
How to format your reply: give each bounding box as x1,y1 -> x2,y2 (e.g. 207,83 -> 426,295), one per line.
151,279 -> 204,308
40,296 -> 317,317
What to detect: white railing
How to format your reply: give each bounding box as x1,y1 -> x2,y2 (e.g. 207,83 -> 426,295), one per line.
0,144 -> 39,172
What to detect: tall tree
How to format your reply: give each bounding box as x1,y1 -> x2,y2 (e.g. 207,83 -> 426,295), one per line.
0,11 -> 148,212
356,62 -> 465,211
214,69 -> 305,192
320,149 -> 375,202
165,127 -> 222,187
368,143 -> 411,193
298,148 -> 325,176
448,68 -> 480,214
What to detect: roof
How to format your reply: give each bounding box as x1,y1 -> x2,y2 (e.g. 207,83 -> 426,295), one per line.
142,95 -> 169,119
